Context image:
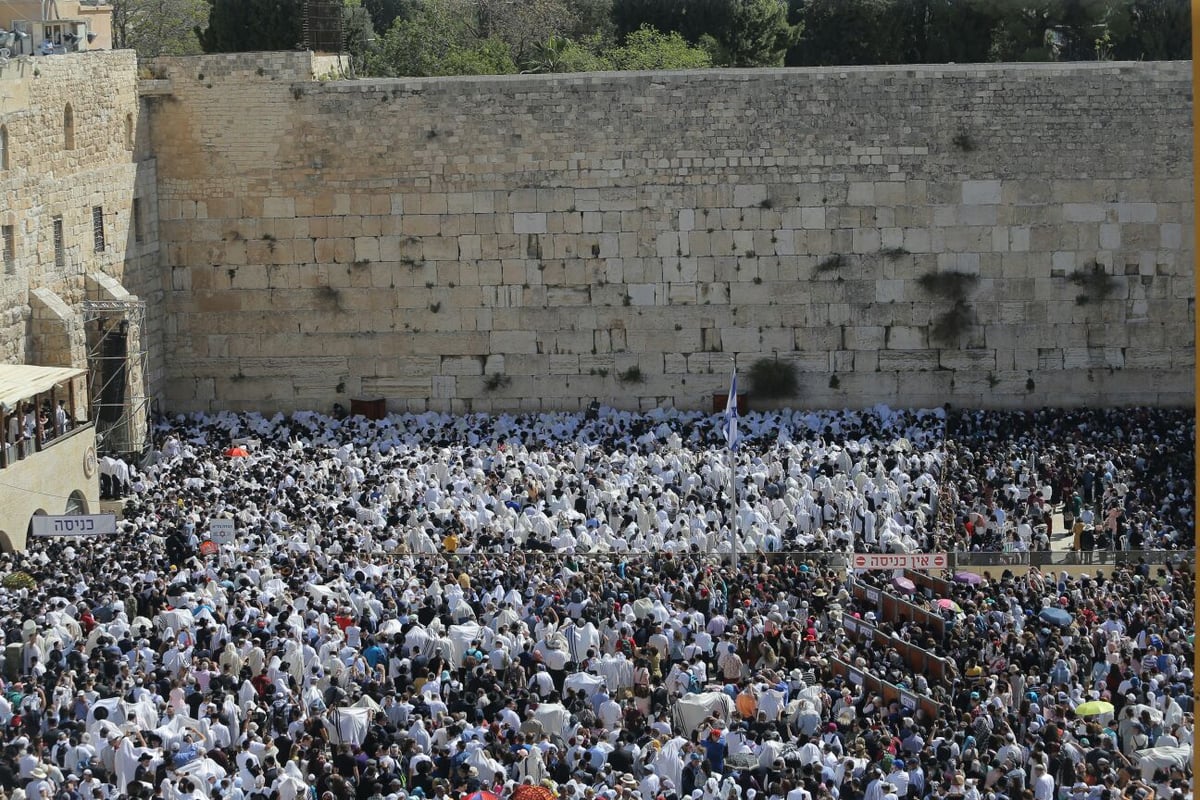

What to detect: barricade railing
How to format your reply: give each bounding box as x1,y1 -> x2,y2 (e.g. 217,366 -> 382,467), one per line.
842,615 -> 951,684
827,656 -> 943,720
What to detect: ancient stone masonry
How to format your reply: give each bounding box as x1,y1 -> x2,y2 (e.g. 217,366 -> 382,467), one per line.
0,50 -> 162,414
30,52 -> 1200,414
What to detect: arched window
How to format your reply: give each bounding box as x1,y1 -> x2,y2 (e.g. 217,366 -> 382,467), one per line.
124,112 -> 133,151
63,103 -> 75,150
0,124 -> 8,170
65,489 -> 88,515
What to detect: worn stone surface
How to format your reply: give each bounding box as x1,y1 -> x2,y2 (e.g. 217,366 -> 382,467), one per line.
144,55 -> 1193,412
0,51 -> 163,406
4,52 -> 1195,417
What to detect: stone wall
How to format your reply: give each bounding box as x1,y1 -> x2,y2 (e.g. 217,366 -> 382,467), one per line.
147,54 -> 1193,413
0,50 -> 163,409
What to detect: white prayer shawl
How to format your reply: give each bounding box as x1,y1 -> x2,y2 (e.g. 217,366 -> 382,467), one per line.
465,744 -> 506,784
529,702 -> 571,742
175,756 -> 227,788
115,739 -> 160,794
324,706 -> 371,746
651,737 -> 688,792
563,672 -> 606,700
274,761 -> 310,800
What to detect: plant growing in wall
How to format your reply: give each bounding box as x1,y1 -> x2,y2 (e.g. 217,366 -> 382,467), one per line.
814,254 -> 844,275
1068,262 -> 1117,305
748,357 -> 799,399
916,270 -> 980,346
616,366 -> 645,385
483,373 -> 511,391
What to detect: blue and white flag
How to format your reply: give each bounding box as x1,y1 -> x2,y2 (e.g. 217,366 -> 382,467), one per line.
724,369 -> 739,450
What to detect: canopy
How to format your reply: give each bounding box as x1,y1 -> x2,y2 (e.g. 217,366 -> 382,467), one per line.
0,364 -> 84,412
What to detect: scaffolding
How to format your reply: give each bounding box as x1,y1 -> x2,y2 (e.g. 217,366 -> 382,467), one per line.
82,298 -> 149,457
302,0 -> 344,53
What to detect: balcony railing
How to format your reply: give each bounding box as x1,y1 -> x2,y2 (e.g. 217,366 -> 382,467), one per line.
1,419 -> 91,469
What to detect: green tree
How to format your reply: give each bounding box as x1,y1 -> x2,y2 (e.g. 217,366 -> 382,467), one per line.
611,0 -> 733,44
343,2 -> 377,74
368,6 -> 467,75
195,0 -> 303,52
604,24 -> 712,70
790,0 -> 911,65
1112,0 -> 1189,59
362,0 -> 420,32
440,38 -> 519,74
112,0 -> 208,56
717,0 -> 796,66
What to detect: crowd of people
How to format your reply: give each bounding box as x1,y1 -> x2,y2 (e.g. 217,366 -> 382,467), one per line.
0,404 -> 1189,800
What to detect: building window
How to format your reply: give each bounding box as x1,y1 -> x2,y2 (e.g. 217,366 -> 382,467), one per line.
132,198 -> 144,243
63,104 -> 75,150
2,225 -> 14,274
0,125 -> 8,171
52,216 -> 65,268
92,206 -> 105,253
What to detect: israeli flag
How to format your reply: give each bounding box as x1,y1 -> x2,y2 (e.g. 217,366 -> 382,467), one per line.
724,369 -> 739,450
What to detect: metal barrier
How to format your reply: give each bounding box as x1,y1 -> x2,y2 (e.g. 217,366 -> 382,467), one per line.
827,656 -> 943,720
842,615 -> 951,684
902,568 -> 952,597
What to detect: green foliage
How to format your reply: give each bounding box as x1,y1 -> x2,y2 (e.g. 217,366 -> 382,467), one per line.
616,365 -> 645,384
112,0 -> 208,57
1069,262 -> 1118,305
748,357 -> 799,399
483,373 -> 511,391
442,38 -> 519,75
918,271 -> 979,346
718,0 -> 797,67
916,270 -> 979,301
604,25 -> 713,70
0,572 -> 36,591
787,0 -> 1189,67
196,0 -> 302,52
363,0 -> 420,33
343,3 -> 378,75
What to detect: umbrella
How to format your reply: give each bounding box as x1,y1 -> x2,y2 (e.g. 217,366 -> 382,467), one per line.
512,786 -> 556,800
954,571 -> 983,585
892,577 -> 916,593
466,793 -> 499,800
1075,700 -> 1114,717
1039,607 -> 1073,628
935,598 -> 963,613
223,446 -> 249,458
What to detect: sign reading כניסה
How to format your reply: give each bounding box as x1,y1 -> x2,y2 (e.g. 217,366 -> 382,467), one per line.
30,514 -> 117,537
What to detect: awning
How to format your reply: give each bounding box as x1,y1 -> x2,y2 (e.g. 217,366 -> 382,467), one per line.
0,364 -> 86,412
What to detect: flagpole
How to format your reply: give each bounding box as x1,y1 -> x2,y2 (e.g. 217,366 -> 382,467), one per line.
724,362 -> 739,572
729,439 -> 738,572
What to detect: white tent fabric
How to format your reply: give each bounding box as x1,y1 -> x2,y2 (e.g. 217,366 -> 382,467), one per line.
673,691 -> 735,734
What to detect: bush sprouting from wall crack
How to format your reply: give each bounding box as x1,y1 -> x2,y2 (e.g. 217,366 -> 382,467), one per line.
1069,262 -> 1118,305
748,357 -> 799,399
917,271 -> 980,346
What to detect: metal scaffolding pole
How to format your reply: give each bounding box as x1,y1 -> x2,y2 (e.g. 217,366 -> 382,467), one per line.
82,298 -> 149,458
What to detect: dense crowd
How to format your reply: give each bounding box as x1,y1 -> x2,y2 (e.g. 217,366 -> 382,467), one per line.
0,405 -> 1189,800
